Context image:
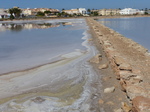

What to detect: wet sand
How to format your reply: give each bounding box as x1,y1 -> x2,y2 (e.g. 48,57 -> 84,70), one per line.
0,21 -> 104,112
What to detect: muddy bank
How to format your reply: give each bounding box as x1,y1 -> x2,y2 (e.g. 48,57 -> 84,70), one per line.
0,19 -> 103,112
86,18 -> 150,112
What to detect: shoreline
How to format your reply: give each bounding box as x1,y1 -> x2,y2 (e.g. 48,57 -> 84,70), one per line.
0,19 -> 104,112
86,17 -> 150,111
1,14 -> 150,22
0,17 -> 150,111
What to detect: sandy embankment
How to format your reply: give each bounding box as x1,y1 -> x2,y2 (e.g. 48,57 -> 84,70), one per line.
86,17 -> 150,112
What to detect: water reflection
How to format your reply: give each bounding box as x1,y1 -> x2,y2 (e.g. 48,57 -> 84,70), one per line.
97,17 -> 150,50
99,18 -> 133,30
0,22 -> 73,32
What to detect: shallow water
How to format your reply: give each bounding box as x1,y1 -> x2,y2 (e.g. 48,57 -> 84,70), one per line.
0,19 -> 102,112
97,17 -> 150,51
0,19 -> 87,74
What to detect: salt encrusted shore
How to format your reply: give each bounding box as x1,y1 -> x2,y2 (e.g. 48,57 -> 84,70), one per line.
86,17 -> 150,112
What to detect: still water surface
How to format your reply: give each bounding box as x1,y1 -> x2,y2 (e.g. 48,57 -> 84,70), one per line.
0,19 -> 102,112
97,17 -> 150,51
0,19 -> 86,74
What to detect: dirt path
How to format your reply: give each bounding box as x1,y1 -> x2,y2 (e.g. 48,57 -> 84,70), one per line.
86,17 -> 150,112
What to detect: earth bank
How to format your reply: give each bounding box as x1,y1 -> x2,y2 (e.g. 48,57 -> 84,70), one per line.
86,17 -> 150,112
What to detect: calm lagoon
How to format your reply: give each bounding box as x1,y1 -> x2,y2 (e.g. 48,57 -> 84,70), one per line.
97,17 -> 150,51
0,19 -> 87,74
0,19 -> 101,112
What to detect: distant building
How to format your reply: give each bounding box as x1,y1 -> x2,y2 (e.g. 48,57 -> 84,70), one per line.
63,9 -> 80,15
22,8 -> 32,15
119,8 -> 144,15
63,8 -> 87,15
0,9 -> 9,19
22,8 -> 60,16
78,8 -> 87,14
148,10 -> 150,14
98,9 -> 120,16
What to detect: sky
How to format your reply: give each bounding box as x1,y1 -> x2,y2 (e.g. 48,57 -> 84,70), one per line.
0,0 -> 149,10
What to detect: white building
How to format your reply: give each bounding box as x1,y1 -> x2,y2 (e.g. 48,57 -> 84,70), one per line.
63,8 -> 87,15
78,8 -> 87,14
0,9 -> 9,19
63,9 -> 80,15
22,8 -> 32,16
120,8 -> 144,15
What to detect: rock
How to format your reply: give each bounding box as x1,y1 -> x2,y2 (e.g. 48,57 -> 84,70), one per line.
31,97 -> 45,103
104,86 -> 115,93
121,102 -> 132,112
114,108 -> 123,112
119,63 -> 132,71
89,54 -> 102,64
105,47 -> 116,58
119,71 -> 137,80
103,41 -> 112,48
99,63 -> 108,69
118,97 -> 123,101
114,56 -> 126,66
103,76 -> 112,81
88,38 -> 93,41
132,69 -> 141,74
99,99 -> 104,104
132,96 -> 150,112
132,76 -> 143,81
106,101 -> 114,105
129,76 -> 143,84
120,79 -> 127,92
126,85 -> 149,100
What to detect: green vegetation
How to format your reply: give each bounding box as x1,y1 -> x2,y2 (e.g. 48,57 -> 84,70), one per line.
8,7 -> 22,19
44,11 -> 51,14
36,11 -> 45,16
90,11 -> 99,16
87,9 -> 91,14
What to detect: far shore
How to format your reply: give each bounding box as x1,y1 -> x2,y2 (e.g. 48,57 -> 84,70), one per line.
0,14 -> 150,22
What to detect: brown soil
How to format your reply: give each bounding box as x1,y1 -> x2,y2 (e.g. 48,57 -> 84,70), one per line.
87,18 -> 130,112
86,17 -> 150,112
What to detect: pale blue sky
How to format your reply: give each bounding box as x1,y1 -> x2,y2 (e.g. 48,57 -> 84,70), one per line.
0,0 -> 149,10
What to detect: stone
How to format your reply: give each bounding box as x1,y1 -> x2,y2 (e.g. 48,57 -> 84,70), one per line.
88,38 -> 93,41
113,56 -> 126,66
126,85 -> 148,100
114,108 -> 123,112
103,76 -> 112,81
132,96 -> 150,112
89,54 -> 102,64
121,102 -> 132,112
119,63 -> 132,71
118,97 -> 123,101
103,41 -> 112,48
119,71 -> 137,80
132,69 -> 141,74
120,79 -> 127,92
106,101 -> 114,105
129,76 -> 143,84
104,86 -> 115,93
98,99 -> 104,104
99,63 -> 108,69
31,97 -> 45,103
